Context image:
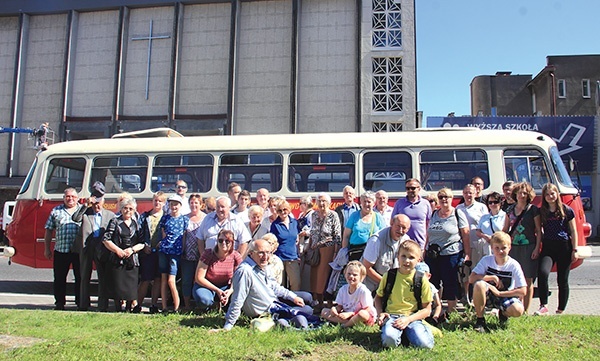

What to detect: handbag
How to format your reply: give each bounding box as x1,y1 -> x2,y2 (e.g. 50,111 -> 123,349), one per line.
304,247 -> 320,266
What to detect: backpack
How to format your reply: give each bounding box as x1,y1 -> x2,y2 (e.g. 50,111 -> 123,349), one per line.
380,268 -> 424,312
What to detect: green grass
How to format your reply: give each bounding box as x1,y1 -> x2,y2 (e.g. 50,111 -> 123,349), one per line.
0,309 -> 598,360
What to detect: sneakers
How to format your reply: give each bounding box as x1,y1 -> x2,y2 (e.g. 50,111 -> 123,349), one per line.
132,305 -> 142,314
473,318 -> 489,333
149,305 -> 159,314
533,305 -> 549,316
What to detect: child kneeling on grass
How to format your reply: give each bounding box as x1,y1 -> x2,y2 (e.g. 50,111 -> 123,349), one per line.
374,240 -> 434,349
321,260 -> 376,327
469,231 -> 526,333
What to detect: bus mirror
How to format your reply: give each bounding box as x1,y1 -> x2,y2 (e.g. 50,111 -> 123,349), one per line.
569,157 -> 575,172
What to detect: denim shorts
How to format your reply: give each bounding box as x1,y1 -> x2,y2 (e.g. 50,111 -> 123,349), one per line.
158,252 -> 180,276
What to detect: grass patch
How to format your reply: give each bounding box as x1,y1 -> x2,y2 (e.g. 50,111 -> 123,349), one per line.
0,309 -> 598,360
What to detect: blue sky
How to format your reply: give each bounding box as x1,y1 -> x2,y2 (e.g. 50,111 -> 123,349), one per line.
415,0 -> 600,119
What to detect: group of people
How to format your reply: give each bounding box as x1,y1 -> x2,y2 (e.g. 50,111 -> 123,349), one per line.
43,176 -> 579,349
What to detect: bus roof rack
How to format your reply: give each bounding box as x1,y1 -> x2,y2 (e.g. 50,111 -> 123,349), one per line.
111,127 -> 183,139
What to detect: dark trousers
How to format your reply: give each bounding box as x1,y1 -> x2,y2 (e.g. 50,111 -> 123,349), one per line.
79,243 -> 97,310
53,251 -> 81,307
538,240 -> 572,311
95,257 -> 115,311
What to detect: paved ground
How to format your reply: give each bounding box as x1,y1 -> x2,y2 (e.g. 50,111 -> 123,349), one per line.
0,246 -> 598,315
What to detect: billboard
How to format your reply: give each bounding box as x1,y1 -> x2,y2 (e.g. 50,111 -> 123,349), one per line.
426,116 -> 595,173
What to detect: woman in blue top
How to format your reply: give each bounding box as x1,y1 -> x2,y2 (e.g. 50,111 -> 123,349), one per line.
270,200 -> 301,290
158,194 -> 189,312
342,191 -> 386,261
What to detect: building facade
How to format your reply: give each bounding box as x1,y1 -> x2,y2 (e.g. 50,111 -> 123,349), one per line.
470,55 -> 600,117
0,0 -> 417,183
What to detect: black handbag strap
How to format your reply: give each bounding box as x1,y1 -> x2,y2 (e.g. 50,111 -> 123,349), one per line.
508,204 -> 530,237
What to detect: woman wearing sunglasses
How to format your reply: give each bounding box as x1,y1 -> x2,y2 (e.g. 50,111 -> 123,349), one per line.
425,187 -> 469,314
192,229 -> 242,311
475,191 -> 507,261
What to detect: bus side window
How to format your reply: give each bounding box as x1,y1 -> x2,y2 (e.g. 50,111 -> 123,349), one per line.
44,157 -> 86,194
152,154 -> 213,193
288,152 -> 355,193
419,150 -> 489,192
218,153 -> 283,192
91,156 -> 148,194
362,151 -> 412,192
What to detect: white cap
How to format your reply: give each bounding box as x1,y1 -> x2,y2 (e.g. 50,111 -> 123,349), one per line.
167,194 -> 183,205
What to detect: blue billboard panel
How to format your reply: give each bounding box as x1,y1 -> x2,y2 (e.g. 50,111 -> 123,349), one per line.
426,116 -> 595,173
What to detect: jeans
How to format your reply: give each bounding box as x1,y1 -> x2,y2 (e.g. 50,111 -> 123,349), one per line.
180,259 -> 198,298
381,315 -> 434,349
192,284 -> 229,309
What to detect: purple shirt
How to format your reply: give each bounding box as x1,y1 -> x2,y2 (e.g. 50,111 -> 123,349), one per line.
391,196 -> 432,248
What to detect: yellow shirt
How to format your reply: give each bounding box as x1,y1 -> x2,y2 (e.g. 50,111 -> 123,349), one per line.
376,269 -> 433,316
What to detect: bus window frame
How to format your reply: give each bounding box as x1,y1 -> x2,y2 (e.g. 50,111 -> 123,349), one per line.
90,155 -> 149,194
44,157 -> 87,194
503,148 -> 551,190
151,154 -> 214,193
217,152 -> 283,193
288,151 -> 356,193
18,158 -> 38,195
549,146 -> 575,188
361,150 -> 412,192
419,149 -> 489,192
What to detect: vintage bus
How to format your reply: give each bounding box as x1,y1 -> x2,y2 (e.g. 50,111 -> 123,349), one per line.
4,128 -> 592,268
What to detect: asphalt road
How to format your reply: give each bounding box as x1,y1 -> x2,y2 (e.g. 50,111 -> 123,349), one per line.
0,246 -> 598,313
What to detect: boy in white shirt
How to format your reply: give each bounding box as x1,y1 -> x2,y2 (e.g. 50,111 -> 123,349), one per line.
469,231 -> 526,333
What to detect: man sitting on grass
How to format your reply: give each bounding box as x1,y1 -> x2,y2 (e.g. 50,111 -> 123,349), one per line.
217,238 -> 311,331
469,231 -> 526,333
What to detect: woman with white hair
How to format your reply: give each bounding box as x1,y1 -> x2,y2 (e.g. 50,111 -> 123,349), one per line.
309,192 -> 342,310
246,205 -> 269,242
103,197 -> 144,312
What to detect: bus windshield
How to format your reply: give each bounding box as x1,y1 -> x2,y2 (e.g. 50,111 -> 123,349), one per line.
549,146 -> 575,188
18,158 -> 37,195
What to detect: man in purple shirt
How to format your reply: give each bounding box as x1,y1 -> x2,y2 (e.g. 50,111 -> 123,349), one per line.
391,178 -> 432,249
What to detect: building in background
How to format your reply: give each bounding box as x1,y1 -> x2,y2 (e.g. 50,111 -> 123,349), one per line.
432,54 -> 600,236
470,54 -> 600,117
0,0 -> 417,187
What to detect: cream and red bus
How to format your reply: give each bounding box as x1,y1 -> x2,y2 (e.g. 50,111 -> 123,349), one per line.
5,128 -> 591,268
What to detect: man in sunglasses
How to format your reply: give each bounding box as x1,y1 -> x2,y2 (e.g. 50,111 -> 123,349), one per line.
165,180 -> 191,214
391,179 -> 432,249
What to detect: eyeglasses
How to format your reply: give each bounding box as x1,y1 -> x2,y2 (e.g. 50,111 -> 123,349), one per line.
438,195 -> 450,200
122,207 -> 135,211
206,207 -> 215,212
218,238 -> 232,245
177,185 -> 187,189
406,186 -> 418,191
255,251 -> 272,257
488,200 -> 500,205
277,208 -> 290,213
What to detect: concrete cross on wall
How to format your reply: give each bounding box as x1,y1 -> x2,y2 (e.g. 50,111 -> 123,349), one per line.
131,20 -> 170,100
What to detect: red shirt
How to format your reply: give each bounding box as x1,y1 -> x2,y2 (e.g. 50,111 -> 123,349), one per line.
201,249 -> 242,287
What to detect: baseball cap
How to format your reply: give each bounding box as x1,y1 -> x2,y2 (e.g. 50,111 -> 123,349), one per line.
167,194 -> 183,204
